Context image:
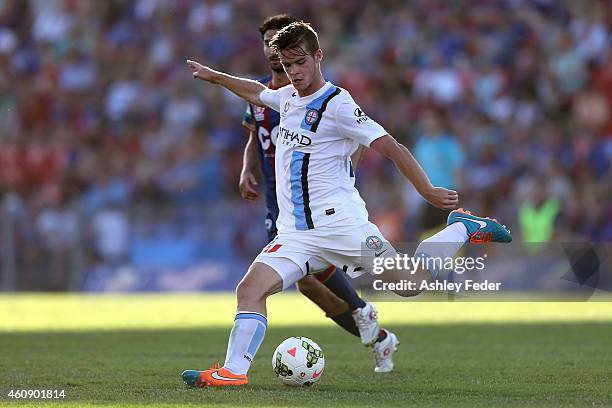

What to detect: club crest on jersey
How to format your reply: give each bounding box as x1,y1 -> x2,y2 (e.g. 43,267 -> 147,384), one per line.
284,101 -> 290,112
254,105 -> 265,121
304,109 -> 319,125
365,235 -> 383,250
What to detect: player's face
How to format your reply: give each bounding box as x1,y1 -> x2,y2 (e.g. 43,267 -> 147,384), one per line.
279,47 -> 323,93
263,29 -> 283,73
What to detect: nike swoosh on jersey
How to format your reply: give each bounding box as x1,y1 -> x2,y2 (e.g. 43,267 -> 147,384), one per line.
211,372 -> 242,381
454,216 -> 487,228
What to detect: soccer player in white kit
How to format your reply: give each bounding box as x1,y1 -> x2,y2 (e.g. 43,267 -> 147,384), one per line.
184,22 -> 512,387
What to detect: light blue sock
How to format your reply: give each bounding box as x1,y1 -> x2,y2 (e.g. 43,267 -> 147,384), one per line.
223,311 -> 267,375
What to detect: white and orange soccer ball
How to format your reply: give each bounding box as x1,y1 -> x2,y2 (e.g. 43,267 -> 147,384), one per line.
272,337 -> 325,387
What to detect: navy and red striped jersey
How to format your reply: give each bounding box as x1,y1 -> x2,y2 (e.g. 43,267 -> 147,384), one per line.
242,76 -> 281,221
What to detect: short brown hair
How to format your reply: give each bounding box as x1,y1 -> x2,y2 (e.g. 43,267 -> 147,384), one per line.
269,21 -> 320,55
258,14 -> 298,37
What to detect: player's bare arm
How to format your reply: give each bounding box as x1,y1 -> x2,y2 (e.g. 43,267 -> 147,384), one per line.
239,130 -> 260,200
370,135 -> 459,210
186,59 -> 267,107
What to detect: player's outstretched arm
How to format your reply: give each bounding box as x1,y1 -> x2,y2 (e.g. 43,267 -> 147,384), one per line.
370,135 -> 459,210
186,59 -> 267,107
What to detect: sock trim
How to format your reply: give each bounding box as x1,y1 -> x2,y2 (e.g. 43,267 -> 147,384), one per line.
315,266 -> 336,283
235,312 -> 267,325
377,329 -> 388,343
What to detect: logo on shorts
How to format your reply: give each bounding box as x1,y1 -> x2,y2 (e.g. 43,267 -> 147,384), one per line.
262,243 -> 282,253
365,235 -> 383,250
304,109 -> 319,125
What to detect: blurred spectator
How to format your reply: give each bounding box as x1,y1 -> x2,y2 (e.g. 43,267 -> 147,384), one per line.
0,0 -> 610,291
414,109 -> 465,190
518,184 -> 561,244
413,109 -> 465,229
90,204 -> 130,266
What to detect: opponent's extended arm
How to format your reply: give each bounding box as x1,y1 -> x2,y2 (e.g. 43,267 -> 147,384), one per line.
187,59 -> 267,107
370,135 -> 459,210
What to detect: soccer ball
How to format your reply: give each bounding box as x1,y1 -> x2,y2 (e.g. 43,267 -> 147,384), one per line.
272,336 -> 325,387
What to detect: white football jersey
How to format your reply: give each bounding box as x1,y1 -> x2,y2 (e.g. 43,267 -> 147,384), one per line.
259,81 -> 387,233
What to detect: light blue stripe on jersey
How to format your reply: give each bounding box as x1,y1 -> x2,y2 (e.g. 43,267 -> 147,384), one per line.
290,151 -> 308,230
300,86 -> 338,131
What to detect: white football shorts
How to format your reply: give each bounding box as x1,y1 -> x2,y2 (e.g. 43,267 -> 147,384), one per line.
253,219 -> 397,290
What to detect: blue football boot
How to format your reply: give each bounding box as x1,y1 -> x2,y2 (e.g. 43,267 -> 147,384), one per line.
447,208 -> 512,243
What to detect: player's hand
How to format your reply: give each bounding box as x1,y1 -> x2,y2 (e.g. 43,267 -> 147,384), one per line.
239,171 -> 259,201
186,59 -> 218,82
422,186 -> 458,210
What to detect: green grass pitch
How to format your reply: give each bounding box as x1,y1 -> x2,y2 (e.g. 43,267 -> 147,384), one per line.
1,294 -> 612,407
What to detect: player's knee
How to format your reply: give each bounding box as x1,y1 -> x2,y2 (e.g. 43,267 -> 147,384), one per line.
235,279 -> 254,302
236,263 -> 281,304
236,278 -> 267,302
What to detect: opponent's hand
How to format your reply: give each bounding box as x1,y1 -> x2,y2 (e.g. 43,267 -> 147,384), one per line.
186,59 -> 218,82
422,186 -> 458,210
239,170 -> 259,200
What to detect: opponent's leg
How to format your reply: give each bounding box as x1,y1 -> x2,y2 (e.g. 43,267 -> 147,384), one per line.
314,268 -> 387,345
315,266 -> 366,311
298,267 -> 399,372
296,272 -> 360,337
372,329 -> 400,373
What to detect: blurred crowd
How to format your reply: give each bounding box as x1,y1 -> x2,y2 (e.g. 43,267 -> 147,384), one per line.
0,0 -> 610,290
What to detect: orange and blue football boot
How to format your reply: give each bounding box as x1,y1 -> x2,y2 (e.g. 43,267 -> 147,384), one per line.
448,208 -> 512,243
182,364 -> 248,387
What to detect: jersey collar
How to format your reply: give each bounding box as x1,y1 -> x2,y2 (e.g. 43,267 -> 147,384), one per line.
291,82 -> 333,106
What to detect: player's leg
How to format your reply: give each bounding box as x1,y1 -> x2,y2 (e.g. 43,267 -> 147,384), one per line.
266,215 -> 367,339
296,272 -> 359,337
267,216 -> 361,337
182,257 -> 304,387
270,214 -> 379,344
297,265 -> 398,372
316,267 -> 389,346
298,268 -> 398,372
382,208 -> 512,297
302,256 -> 385,346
